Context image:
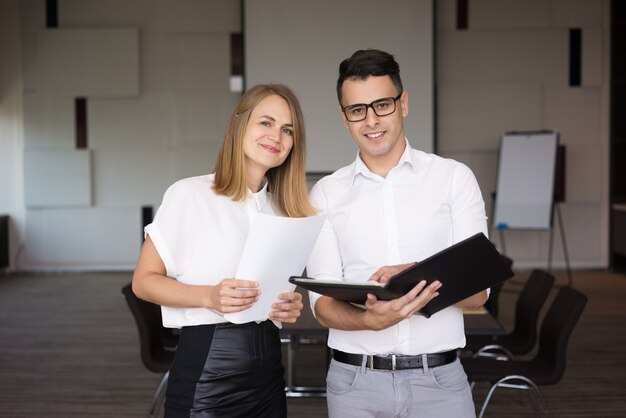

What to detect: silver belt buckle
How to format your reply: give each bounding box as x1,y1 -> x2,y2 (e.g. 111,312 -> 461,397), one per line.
367,355 -> 374,370
391,354 -> 397,371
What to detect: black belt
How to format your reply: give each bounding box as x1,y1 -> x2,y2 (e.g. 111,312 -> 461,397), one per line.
332,349 -> 458,371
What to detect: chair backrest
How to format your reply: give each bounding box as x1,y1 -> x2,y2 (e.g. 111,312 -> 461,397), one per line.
536,286 -> 587,383
484,255 -> 513,317
484,282 -> 504,317
511,269 -> 556,352
122,283 -> 175,373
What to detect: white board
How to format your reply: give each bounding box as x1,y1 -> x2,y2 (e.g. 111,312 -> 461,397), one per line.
493,131 -> 559,230
244,0 -> 433,173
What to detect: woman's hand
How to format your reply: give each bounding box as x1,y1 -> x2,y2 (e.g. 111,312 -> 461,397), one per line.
207,278 -> 260,313
269,291 -> 304,323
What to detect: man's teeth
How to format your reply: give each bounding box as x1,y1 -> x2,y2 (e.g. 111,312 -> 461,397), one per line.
366,132 -> 383,138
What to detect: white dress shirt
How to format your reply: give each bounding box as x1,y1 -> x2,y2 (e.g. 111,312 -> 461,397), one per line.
307,140 -> 488,355
145,174 -> 275,328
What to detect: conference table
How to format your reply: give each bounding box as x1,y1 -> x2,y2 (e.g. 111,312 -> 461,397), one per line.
462,307 -> 505,336
280,293 -> 504,397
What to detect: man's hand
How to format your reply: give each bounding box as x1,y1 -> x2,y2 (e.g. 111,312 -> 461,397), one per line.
362,279 -> 441,330
369,262 -> 417,284
269,291 -> 304,323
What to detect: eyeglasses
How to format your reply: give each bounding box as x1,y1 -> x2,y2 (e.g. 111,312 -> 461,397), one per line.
341,92 -> 403,122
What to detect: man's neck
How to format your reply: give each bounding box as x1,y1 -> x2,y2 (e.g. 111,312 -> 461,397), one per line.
361,141 -> 407,178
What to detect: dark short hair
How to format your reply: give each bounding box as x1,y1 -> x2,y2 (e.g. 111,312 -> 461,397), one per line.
336,49 -> 403,104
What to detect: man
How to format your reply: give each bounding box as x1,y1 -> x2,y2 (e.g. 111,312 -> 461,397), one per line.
306,49 -> 488,417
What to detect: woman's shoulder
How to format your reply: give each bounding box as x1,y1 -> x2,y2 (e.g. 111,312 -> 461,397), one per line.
162,174 -> 217,202
167,174 -> 214,192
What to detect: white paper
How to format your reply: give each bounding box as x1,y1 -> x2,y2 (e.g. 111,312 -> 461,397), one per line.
224,213 -> 326,324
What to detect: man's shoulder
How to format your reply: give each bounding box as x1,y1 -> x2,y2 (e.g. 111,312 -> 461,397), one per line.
313,164 -> 355,190
410,148 -> 471,175
308,164 -> 356,210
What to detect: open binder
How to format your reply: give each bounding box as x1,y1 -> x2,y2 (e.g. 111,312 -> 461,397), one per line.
290,232 -> 514,318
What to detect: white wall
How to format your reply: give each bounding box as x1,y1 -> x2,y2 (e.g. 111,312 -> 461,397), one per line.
437,0 -> 610,269
18,0 -> 241,270
6,0 -> 613,271
0,0 -> 25,272
245,0 -> 434,172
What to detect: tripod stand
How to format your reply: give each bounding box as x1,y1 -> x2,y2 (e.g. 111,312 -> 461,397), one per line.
548,202 -> 573,287
493,201 -> 572,287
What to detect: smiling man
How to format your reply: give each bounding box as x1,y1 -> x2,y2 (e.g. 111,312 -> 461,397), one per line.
306,49 -> 489,417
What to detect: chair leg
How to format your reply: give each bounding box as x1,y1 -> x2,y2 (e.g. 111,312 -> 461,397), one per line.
147,371 -> 169,418
478,381 -> 499,418
478,375 -> 554,418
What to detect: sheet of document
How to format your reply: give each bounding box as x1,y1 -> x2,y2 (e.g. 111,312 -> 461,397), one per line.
224,213 -> 326,324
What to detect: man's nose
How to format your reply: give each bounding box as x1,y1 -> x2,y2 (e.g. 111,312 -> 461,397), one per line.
364,106 -> 380,126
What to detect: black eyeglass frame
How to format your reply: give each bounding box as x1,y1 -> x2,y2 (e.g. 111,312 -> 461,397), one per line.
341,92 -> 403,122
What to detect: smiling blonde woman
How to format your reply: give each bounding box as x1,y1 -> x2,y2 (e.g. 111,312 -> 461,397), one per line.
132,84 -> 315,418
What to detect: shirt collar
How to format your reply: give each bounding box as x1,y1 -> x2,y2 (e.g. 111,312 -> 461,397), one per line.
350,137 -> 416,186
248,179 -> 269,211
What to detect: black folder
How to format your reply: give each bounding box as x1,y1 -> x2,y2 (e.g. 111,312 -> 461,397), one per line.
289,232 -> 514,318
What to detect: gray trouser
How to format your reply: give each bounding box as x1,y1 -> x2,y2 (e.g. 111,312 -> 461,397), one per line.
326,357 -> 476,418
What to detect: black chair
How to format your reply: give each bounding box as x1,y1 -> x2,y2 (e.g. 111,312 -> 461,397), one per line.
122,283 -> 178,417
461,286 -> 587,417
483,255 -> 512,318
466,269 -> 555,359
280,287 -> 329,397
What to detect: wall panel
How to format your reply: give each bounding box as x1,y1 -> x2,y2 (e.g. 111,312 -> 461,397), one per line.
36,28 -> 139,97
157,0 -> 240,33
23,207 -> 140,268
157,34 -> 231,91
88,94 -> 173,149
171,91 -> 239,146
24,149 -> 91,207
438,82 -> 543,152
544,85 -> 601,143
439,30 -> 568,83
23,94 -> 74,147
93,149 -> 173,207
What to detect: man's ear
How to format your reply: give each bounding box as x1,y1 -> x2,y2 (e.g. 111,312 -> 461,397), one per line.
339,104 -> 348,128
401,91 -> 409,117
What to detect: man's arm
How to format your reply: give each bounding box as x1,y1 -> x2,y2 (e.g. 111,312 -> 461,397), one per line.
455,289 -> 489,310
448,163 -> 492,311
368,262 -> 487,310
314,279 -> 441,331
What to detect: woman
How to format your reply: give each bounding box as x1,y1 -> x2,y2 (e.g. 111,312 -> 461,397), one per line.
132,84 -> 316,417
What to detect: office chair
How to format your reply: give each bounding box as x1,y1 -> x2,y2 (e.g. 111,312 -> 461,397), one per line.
122,283 -> 178,417
485,255 -> 513,317
483,255 -> 513,318
461,286 -> 587,418
280,287 -> 329,397
466,269 -> 555,359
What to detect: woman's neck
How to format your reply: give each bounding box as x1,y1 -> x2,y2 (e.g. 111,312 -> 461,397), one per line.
246,168 -> 266,193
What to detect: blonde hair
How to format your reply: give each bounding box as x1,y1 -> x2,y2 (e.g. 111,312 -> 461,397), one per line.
213,84 -> 315,217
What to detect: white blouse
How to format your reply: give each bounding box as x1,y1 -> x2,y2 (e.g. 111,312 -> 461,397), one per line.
145,174 -> 275,328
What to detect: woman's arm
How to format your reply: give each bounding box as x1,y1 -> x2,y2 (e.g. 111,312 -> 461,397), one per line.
132,235 -> 260,313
